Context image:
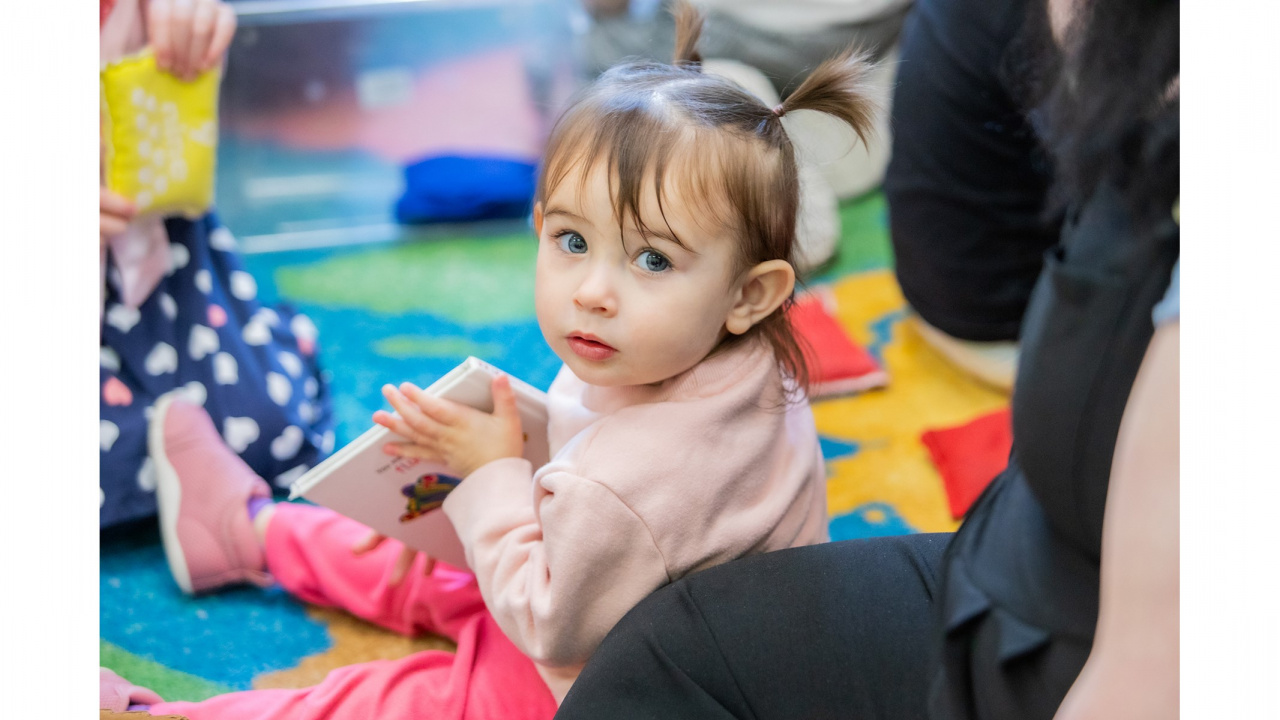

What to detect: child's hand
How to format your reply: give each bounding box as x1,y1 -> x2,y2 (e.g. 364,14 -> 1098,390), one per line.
101,187 -> 136,246
372,375 -> 525,478
352,530 -> 435,586
146,0 -> 237,81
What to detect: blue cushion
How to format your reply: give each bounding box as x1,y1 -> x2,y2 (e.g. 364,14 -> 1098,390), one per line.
395,154 -> 537,224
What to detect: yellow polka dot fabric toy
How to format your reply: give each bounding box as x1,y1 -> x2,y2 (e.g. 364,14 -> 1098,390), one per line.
100,49 -> 220,218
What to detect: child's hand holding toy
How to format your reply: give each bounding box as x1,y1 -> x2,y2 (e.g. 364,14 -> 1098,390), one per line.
350,530 -> 436,586
100,188 -> 136,246
146,0 -> 237,81
99,0 -> 234,225
373,375 -> 526,479
360,375 -> 525,583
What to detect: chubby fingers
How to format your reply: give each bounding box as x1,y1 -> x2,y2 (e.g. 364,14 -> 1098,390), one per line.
101,212 -> 133,238
382,441 -> 444,462
389,546 -> 418,586
150,0 -> 234,79
101,188 -> 136,238
168,0 -> 196,77
101,187 -> 136,217
147,0 -> 176,73
491,375 -> 517,419
101,212 -> 132,235
381,384 -> 443,439
351,530 -> 387,555
184,0 -> 220,80
400,383 -> 462,425
202,3 -> 237,71
371,409 -> 420,442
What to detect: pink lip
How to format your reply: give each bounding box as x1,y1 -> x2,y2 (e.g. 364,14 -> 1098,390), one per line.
567,333 -> 617,361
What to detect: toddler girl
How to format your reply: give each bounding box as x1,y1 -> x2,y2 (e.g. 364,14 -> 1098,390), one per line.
104,5 -> 875,717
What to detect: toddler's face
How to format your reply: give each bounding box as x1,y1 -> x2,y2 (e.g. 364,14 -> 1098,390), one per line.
534,162 -> 743,387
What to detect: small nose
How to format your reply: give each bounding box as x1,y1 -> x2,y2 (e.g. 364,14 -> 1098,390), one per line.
572,263 -> 617,317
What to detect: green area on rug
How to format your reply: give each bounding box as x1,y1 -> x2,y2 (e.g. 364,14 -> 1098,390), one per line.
101,639 -> 234,703
811,192 -> 894,283
372,335 -> 505,360
275,231 -> 538,325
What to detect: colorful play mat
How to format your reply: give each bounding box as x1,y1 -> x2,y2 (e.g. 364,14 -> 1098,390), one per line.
99,190 -> 1010,699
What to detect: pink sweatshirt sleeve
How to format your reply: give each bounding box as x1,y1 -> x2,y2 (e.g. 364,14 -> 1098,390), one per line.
442,457 -> 670,667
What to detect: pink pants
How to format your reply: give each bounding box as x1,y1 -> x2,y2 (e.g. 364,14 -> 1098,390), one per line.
150,503 -> 559,720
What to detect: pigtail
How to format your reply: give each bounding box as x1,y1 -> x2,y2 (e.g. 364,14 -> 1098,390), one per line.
760,48 -> 879,398
774,48 -> 878,147
672,0 -> 704,69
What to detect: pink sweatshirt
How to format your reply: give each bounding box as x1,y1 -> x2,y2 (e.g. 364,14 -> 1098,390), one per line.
442,339 -> 829,702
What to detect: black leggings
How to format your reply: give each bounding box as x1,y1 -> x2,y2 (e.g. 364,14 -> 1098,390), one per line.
555,534 -> 950,720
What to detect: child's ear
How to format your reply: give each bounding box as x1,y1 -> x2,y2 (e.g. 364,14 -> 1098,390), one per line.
533,202 -> 544,236
725,260 -> 796,335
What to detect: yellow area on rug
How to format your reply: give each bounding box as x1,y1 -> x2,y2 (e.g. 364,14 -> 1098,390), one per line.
814,270 -> 1010,534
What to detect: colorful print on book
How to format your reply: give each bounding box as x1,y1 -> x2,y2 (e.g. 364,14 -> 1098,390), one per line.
399,474 -> 463,522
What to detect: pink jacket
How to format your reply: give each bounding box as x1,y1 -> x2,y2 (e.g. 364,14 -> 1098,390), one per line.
443,339 -> 829,702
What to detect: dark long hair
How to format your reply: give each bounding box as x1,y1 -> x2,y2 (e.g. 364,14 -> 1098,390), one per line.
1038,0 -> 1180,227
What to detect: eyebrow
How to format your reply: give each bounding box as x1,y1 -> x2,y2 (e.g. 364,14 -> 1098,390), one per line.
543,207 -> 590,224
633,218 -> 699,255
638,224 -> 681,247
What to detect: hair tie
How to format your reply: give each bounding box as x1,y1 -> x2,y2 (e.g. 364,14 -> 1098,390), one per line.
771,104 -> 785,118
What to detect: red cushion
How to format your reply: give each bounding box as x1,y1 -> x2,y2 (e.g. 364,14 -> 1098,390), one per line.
788,295 -> 887,399
921,408 -> 1013,519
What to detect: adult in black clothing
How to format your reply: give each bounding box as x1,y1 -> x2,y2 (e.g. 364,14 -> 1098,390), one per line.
554,0 -> 1180,717
884,0 -> 1062,391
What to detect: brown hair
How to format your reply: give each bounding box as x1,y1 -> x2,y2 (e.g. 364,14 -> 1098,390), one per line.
535,1 -> 877,393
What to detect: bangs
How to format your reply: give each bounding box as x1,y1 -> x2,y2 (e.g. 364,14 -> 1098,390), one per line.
537,70 -> 782,259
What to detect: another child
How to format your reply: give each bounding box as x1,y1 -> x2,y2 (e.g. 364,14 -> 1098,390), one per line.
101,4 -> 876,717
99,0 -> 334,527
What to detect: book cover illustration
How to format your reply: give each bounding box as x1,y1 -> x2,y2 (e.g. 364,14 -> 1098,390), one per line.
400,473 -> 463,522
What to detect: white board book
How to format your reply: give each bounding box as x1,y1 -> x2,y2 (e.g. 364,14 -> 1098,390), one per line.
289,357 -> 550,570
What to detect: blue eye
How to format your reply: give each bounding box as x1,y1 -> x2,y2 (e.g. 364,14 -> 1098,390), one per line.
637,249 -> 671,273
558,232 -> 588,254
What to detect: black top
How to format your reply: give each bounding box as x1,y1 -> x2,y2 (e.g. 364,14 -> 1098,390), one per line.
930,181 -> 1179,719
1012,185 -> 1180,555
884,0 -> 1060,342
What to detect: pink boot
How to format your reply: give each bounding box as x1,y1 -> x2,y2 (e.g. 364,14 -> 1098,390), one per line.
149,391 -> 274,595
100,667 -> 164,711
